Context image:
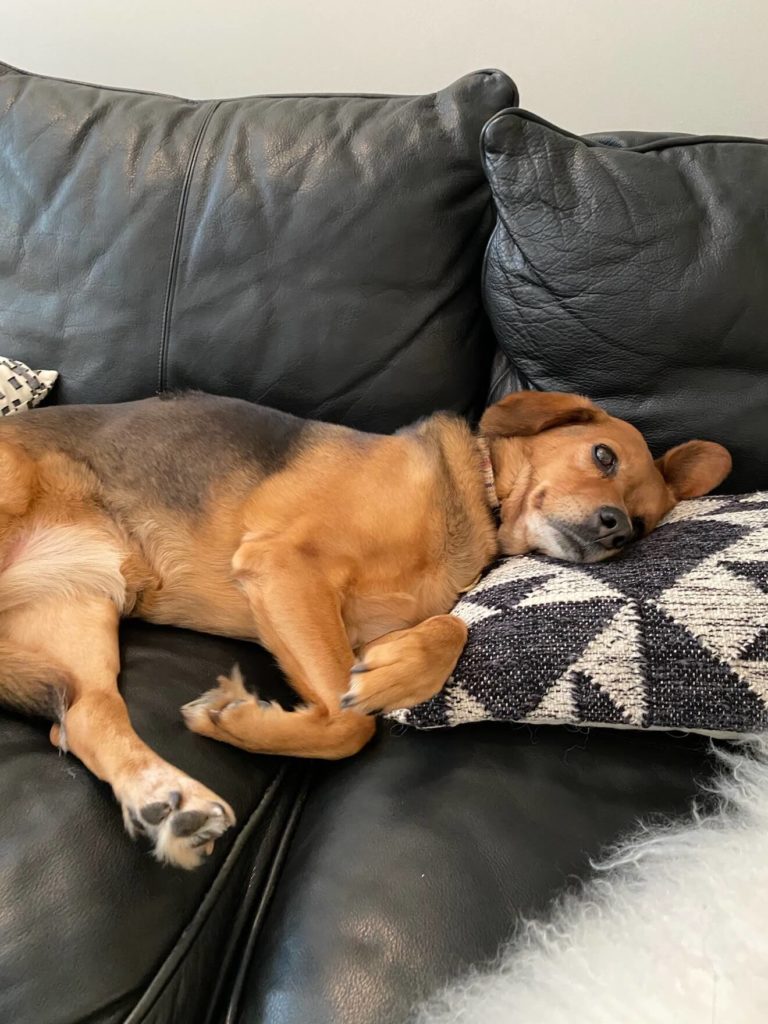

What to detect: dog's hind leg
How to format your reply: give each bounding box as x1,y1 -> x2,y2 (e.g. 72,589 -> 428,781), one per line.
182,541 -> 376,759
0,641 -> 72,717
4,594 -> 235,868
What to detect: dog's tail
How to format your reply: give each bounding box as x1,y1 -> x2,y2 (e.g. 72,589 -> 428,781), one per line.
0,642 -> 71,718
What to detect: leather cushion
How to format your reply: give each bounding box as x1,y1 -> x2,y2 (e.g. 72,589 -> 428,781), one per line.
228,723 -> 712,1024
0,62 -> 517,431
482,110 -> 768,493
0,620 -> 308,1024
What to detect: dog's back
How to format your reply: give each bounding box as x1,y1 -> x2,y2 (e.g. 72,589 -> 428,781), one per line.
0,392 -> 315,516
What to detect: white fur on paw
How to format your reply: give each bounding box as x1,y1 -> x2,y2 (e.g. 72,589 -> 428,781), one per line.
119,771 -> 235,870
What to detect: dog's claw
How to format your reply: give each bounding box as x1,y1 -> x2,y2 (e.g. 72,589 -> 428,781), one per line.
340,692 -> 357,709
350,662 -> 369,674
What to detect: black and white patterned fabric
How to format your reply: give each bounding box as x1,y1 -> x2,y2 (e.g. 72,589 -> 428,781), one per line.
0,357 -> 57,416
390,493 -> 768,735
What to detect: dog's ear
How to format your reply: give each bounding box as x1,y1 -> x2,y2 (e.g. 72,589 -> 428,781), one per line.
655,440 -> 732,499
479,391 -> 604,438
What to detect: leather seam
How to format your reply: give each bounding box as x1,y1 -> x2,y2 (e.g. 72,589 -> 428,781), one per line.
122,765 -> 295,1024
157,100 -> 221,394
220,771 -> 314,1024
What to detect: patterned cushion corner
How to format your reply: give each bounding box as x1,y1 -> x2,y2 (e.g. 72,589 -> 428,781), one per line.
0,357 -> 58,415
389,492 -> 768,736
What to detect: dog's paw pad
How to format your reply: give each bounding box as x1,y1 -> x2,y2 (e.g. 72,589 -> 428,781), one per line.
140,801 -> 172,825
120,775 -> 235,870
170,808 -> 212,837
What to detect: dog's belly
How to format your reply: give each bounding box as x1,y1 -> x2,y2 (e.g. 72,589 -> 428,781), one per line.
343,581 -> 458,651
134,572 -> 261,641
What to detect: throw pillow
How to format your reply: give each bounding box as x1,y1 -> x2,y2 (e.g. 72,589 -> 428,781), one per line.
390,492 -> 768,735
0,357 -> 57,415
481,110 -> 768,493
0,60 -> 516,426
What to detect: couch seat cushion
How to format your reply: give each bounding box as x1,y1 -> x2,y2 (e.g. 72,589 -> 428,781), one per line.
0,620 -> 308,1024
228,722 -> 712,1024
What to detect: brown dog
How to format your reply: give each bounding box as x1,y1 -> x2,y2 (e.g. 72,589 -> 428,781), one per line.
0,390 -> 730,867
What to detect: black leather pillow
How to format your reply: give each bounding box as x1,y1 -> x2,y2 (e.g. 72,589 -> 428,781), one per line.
0,62 -> 517,430
482,110 -> 768,493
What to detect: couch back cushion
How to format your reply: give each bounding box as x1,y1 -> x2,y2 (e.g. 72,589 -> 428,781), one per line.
0,63 -> 517,429
482,110 -> 768,493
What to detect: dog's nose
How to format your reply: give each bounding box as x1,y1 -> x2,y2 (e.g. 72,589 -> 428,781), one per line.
596,506 -> 631,549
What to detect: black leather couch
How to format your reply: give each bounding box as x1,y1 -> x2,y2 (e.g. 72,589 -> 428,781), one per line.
0,62 -> 722,1024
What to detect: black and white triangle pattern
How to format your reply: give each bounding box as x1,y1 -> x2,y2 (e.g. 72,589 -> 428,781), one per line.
389,493 -> 768,735
0,357 -> 58,416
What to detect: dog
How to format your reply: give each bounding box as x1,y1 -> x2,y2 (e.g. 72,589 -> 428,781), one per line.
0,390 -> 730,867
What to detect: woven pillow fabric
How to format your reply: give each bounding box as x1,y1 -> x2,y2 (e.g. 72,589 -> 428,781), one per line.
0,357 -> 57,415
390,493 -> 768,735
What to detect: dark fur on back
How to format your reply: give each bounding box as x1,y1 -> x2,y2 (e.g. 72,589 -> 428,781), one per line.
0,392 -> 312,515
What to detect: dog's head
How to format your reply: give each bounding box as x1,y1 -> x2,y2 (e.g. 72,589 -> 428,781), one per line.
480,391 -> 731,563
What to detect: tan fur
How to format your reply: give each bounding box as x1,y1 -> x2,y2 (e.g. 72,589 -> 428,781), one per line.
0,640 -> 71,715
0,524 -> 128,614
0,393 -> 731,868
482,393 -> 731,561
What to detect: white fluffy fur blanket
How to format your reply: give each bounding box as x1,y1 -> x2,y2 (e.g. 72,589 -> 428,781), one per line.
414,739 -> 768,1024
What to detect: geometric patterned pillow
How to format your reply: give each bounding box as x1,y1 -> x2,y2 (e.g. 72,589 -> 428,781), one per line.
389,493 -> 768,736
0,357 -> 58,415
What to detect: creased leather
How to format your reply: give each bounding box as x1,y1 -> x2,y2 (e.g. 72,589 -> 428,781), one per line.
232,724 -> 711,1024
0,62 -> 517,429
482,110 -> 768,493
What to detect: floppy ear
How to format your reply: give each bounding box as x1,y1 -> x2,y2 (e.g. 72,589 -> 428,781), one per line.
655,440 -> 732,499
479,391 -> 605,438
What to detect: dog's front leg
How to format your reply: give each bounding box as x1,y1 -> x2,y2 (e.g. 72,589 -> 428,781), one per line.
340,614 -> 469,715
183,541 -> 376,759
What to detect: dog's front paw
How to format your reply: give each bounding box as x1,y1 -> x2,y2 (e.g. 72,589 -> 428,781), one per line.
340,616 -> 468,715
118,770 -> 235,870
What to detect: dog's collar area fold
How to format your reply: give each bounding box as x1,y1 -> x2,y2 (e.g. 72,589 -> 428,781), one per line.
475,433 -> 501,522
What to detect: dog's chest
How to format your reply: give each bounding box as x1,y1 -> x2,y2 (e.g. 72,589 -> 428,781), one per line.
343,569 -> 473,650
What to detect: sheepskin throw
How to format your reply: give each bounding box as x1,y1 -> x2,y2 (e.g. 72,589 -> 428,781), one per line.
413,740 -> 768,1024
390,493 -> 768,735
0,357 -> 57,415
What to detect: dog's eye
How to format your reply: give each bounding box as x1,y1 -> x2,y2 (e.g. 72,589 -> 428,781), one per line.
593,444 -> 618,474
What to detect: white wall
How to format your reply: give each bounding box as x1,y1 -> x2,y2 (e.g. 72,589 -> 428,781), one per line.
4,0 -> 766,136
